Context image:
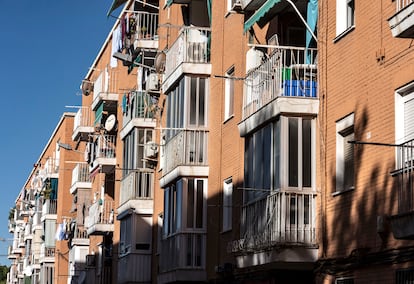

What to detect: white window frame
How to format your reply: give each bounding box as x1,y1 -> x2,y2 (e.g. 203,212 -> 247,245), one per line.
336,0 -> 355,36
222,178 -> 233,232
395,83 -> 414,144
224,66 -> 235,121
335,113 -> 355,194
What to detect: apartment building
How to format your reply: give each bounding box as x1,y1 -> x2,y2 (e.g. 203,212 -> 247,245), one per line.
316,0 -> 414,283
7,112 -> 77,284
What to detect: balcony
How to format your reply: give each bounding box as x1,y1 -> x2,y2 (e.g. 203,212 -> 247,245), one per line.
71,225 -> 89,246
120,91 -> 156,139
72,107 -> 94,142
163,26 -> 211,92
228,190 -> 318,268
160,129 -> 209,186
8,246 -> 17,259
8,220 -> 15,233
118,253 -> 151,283
40,157 -> 59,179
119,169 -> 154,214
39,244 -> 55,263
86,199 -> 115,235
239,46 -> 319,136
91,68 -> 119,111
41,199 -> 57,221
129,11 -> 159,50
88,134 -> 117,173
158,232 -> 206,283
388,0 -> 414,38
70,163 -> 92,194
23,223 -> 32,241
390,139 -> 414,239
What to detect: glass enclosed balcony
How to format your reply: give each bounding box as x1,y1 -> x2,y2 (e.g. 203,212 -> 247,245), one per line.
388,0 -> 414,38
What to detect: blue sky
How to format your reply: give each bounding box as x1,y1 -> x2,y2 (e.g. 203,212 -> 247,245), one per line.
0,1 -> 119,265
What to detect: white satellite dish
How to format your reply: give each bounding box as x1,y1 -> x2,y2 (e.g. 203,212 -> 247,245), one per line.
104,114 -> 117,132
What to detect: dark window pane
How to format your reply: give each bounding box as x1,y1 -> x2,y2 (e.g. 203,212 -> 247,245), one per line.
302,119 -> 312,187
289,118 -> 298,187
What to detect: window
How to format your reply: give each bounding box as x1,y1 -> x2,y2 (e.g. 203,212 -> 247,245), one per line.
120,215 -> 132,255
335,113 -> 355,193
395,86 -> 414,144
122,128 -> 154,177
244,116 -> 314,204
163,178 -> 207,237
224,66 -> 235,121
335,277 -> 354,284
223,178 -> 233,232
336,0 -> 355,36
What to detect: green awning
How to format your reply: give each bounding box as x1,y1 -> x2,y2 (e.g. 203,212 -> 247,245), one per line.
166,0 -> 191,7
243,0 -> 281,33
107,0 -> 128,17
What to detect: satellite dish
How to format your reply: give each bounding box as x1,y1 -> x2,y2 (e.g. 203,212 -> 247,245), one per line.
81,80 -> 94,96
104,114 -> 117,132
155,51 -> 166,73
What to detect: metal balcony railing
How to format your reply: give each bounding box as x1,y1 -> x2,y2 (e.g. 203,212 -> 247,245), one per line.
162,129 -> 208,175
39,157 -> 59,176
122,91 -> 156,127
73,107 -> 92,131
243,46 -> 317,120
160,232 -> 206,272
120,169 -> 154,205
42,199 -> 57,216
231,190 -> 316,253
396,0 -> 414,12
93,68 -> 118,99
71,163 -> 91,186
165,26 -> 211,79
394,139 -> 414,213
130,11 -> 159,41
93,134 -> 116,159
86,199 -> 115,228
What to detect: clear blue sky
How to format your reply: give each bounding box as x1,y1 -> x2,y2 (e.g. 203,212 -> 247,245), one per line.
0,1 -> 120,265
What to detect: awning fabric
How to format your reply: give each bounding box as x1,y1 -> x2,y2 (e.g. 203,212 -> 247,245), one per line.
306,0 -> 318,49
107,0 -> 128,17
243,0 -> 281,33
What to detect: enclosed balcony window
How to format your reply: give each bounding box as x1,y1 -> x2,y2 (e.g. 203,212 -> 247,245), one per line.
122,128 -> 154,176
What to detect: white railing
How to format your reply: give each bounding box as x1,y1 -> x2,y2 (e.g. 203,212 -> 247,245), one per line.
120,169 -> 154,205
40,244 -> 55,258
92,134 -> 116,160
163,129 -> 208,175
122,91 -> 156,127
71,163 -> 91,186
86,199 -> 115,228
243,46 -> 317,120
93,68 -> 118,99
42,199 -> 57,215
396,0 -> 414,12
130,11 -> 159,41
230,190 -> 316,253
73,107 -> 92,131
42,157 -> 59,175
394,139 -> 414,213
165,26 -> 211,78
160,232 -> 205,272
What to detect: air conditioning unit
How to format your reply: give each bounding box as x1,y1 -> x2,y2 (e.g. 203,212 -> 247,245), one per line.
144,141 -> 158,159
86,254 -> 96,267
146,73 -> 159,92
81,80 -> 94,96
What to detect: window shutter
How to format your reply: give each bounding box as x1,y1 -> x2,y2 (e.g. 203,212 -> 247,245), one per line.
404,97 -> 414,141
343,132 -> 355,190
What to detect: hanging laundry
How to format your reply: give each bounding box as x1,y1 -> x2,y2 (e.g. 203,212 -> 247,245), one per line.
122,93 -> 127,114
111,25 -> 122,68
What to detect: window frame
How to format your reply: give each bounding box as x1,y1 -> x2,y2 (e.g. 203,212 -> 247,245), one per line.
334,113 -> 355,195
224,66 -> 235,121
222,178 -> 233,232
335,0 -> 355,38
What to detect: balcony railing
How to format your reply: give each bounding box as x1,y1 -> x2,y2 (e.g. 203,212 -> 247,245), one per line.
243,46 -> 317,120
40,244 -> 55,259
93,68 -> 118,99
42,199 -> 57,216
86,199 -> 115,231
165,26 -> 211,79
229,190 -> 317,253
120,170 -> 154,205
122,91 -> 156,128
163,129 -> 208,175
159,232 -> 206,272
73,107 -> 92,131
130,11 -> 159,42
394,139 -> 414,213
396,0 -> 414,12
93,134 -> 116,160
71,163 -> 91,187
39,157 -> 59,177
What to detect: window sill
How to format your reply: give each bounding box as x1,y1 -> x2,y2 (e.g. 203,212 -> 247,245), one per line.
333,25 -> 355,43
223,114 -> 234,124
332,187 -> 355,197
